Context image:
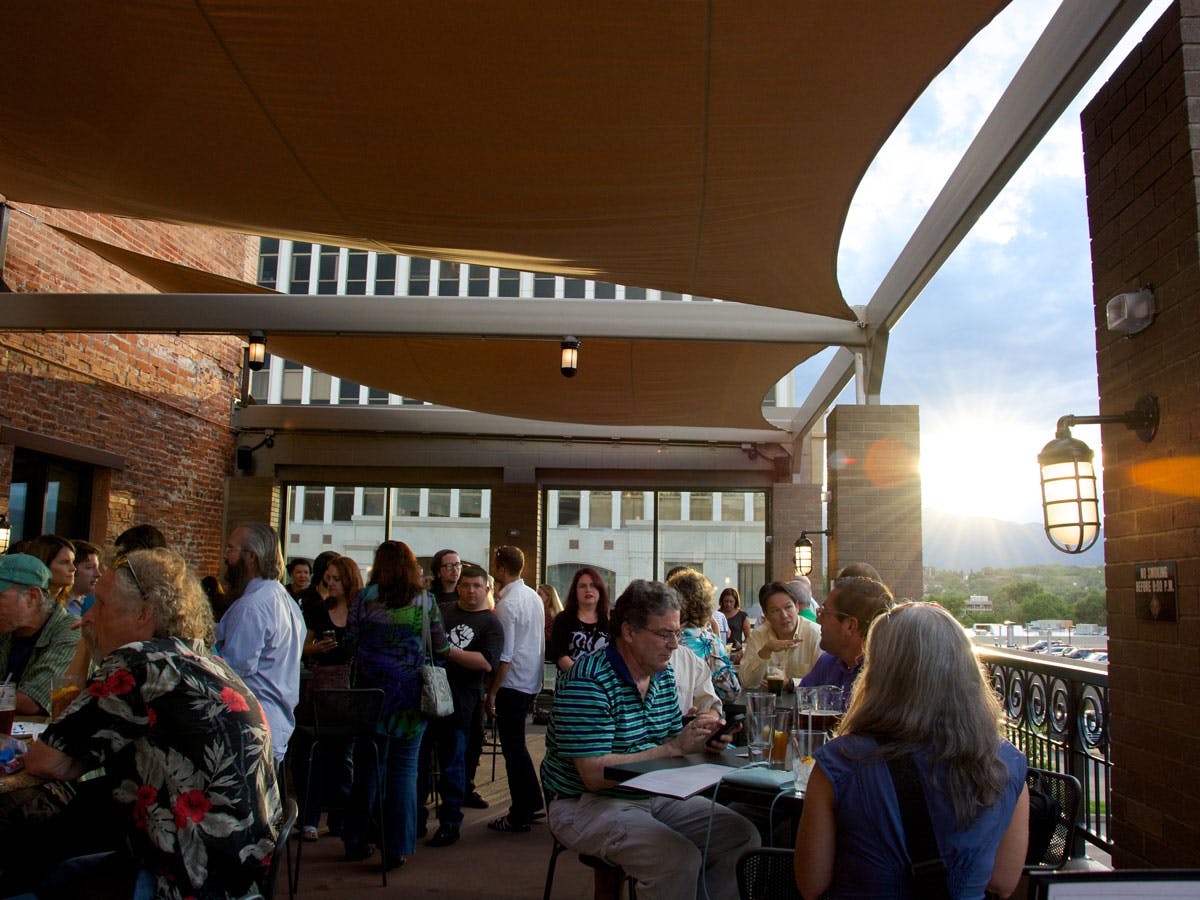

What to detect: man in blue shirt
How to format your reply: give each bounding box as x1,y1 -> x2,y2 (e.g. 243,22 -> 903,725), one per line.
541,580 -> 759,900
801,576 -> 893,694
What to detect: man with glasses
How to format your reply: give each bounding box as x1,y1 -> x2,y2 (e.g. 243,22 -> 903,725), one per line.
740,580 -> 822,690
215,522 -> 305,763
429,548 -> 462,604
801,576 -> 893,693
541,579 -> 759,899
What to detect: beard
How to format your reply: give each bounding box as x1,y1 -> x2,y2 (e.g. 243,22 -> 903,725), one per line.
223,557 -> 252,602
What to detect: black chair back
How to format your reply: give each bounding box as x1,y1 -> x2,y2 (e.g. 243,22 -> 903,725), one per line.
312,688 -> 385,739
263,798 -> 298,899
1024,767 -> 1083,871
737,847 -> 801,900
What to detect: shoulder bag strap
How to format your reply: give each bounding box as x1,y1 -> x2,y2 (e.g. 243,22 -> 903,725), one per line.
886,753 -> 953,900
420,592 -> 433,666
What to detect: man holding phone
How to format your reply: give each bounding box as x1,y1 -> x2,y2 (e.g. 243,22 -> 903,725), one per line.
540,580 -> 759,900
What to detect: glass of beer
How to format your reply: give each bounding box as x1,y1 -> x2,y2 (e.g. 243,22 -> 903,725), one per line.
50,673 -> 85,719
0,681 -> 16,736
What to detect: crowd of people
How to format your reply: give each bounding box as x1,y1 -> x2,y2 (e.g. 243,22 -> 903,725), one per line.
0,524 -> 1029,899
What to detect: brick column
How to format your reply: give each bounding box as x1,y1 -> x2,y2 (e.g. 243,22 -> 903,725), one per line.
769,482 -> 826,594
825,405 -> 922,601
223,476 -> 282,543
489,483 -> 542,583
1082,0 -> 1200,868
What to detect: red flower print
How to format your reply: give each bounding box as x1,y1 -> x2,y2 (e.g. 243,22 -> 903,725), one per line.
146,706 -> 157,727
221,686 -> 250,713
106,669 -> 136,696
173,790 -> 212,828
88,680 -> 110,698
136,784 -> 157,805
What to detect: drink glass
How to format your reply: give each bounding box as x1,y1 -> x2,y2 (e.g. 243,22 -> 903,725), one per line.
765,667 -> 786,695
790,729 -> 827,795
51,672 -> 85,718
770,708 -> 794,768
0,682 -> 15,736
745,692 -> 776,762
816,685 -> 845,715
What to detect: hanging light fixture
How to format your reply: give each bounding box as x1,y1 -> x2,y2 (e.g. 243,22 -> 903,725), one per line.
793,529 -> 831,577
560,336 -> 580,378
247,331 -> 266,372
0,513 -> 10,554
1038,395 -> 1159,554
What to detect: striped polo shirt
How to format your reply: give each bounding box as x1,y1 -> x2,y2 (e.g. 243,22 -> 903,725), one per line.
541,642 -> 682,799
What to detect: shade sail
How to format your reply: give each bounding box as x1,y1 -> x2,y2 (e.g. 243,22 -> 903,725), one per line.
0,1 -> 1006,320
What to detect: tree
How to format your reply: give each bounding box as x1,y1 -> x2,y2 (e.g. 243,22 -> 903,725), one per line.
1073,590 -> 1107,626
1020,591 -> 1071,623
934,593 -> 968,621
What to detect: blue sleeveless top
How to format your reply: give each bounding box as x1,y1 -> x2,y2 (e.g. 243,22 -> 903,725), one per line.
813,733 -> 1026,899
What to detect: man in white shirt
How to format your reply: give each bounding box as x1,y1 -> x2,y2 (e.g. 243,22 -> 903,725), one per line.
215,522 -> 305,763
485,545 -> 545,832
739,580 -> 822,690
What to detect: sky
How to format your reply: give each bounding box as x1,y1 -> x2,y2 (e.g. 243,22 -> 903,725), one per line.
800,0 -> 1172,525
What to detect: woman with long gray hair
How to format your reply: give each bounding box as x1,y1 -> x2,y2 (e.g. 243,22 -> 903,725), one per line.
794,602 -> 1029,899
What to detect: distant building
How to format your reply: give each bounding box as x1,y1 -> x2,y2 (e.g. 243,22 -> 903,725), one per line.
966,594 -> 992,613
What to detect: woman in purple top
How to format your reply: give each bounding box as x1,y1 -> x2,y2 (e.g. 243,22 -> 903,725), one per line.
795,602 -> 1029,900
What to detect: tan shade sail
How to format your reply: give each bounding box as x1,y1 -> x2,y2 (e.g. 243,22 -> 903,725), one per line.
1,1 -> 1007,320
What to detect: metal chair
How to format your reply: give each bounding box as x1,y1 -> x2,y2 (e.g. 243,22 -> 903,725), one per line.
1023,766 -> 1083,872
292,688 -> 388,889
260,798 -> 298,900
736,847 -> 801,900
542,793 -> 637,900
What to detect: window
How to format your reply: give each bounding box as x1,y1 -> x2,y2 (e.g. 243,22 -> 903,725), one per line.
367,387 -> 390,405
558,490 -> 581,526
621,491 -> 645,524
281,360 -> 304,404
257,237 -> 279,287
438,261 -> 461,296
625,286 -> 646,300
468,265 -> 490,297
317,246 -> 340,294
409,258 -> 430,295
376,255 -> 397,295
563,278 -> 585,298
346,250 -> 368,295
498,268 -> 520,297
660,291 -> 682,302
738,563 -> 766,604
658,491 -> 681,520
721,492 -> 745,522
338,379 -> 362,404
401,395 -> 426,405
289,243 -> 312,293
362,488 -> 385,517
8,448 -> 94,543
394,488 -> 420,517
533,273 -> 556,298
303,486 -> 325,521
427,489 -> 451,517
763,384 -> 777,407
249,354 -> 271,403
588,490 -> 612,528
332,487 -> 355,521
753,493 -> 765,522
309,371 -> 332,405
459,489 -> 483,518
689,492 -> 713,521
594,281 -> 616,300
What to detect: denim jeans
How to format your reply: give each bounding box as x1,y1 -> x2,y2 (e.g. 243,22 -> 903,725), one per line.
417,715 -> 468,829
345,723 -> 426,858
495,688 -> 543,825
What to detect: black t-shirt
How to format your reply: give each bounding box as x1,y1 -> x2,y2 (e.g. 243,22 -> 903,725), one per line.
440,600 -> 504,711
302,597 -> 352,666
549,611 -> 608,665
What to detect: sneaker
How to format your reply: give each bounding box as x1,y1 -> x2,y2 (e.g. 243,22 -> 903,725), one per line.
462,791 -> 489,809
302,826 -> 319,842
486,815 -> 531,834
427,825 -> 461,847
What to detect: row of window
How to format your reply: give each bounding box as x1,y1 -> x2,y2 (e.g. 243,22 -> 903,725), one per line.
296,486 -> 486,523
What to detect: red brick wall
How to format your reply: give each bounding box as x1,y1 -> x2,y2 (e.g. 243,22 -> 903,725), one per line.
0,203 -> 255,574
826,404 -> 923,602
1082,1 -> 1200,868
769,482 -> 826,594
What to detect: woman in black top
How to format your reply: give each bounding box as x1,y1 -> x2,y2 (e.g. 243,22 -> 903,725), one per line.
718,587 -> 751,650
549,566 -> 610,672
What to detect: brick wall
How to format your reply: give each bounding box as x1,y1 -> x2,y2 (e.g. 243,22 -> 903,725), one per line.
1081,0 -> 1200,867
0,203 -> 256,573
769,482 -> 826,595
826,404 -> 923,602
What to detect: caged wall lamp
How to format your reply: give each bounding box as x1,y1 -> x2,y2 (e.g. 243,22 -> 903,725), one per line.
1037,394 -> 1159,554
560,337 -> 580,378
247,331 -> 266,372
794,529 -> 831,577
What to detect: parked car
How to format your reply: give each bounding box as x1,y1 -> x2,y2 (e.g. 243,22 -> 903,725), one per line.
1084,651 -> 1108,663
1060,647 -> 1090,659
1022,640 -> 1067,653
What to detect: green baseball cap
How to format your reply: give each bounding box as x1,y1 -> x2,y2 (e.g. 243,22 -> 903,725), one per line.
0,553 -> 51,592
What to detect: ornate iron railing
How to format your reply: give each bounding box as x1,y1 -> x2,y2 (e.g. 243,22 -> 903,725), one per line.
975,647 -> 1110,856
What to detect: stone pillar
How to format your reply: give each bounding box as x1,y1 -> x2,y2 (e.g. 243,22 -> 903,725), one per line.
1082,0 -> 1200,867
825,404 -> 922,602
489,481 -> 542,583
769,482 -> 826,596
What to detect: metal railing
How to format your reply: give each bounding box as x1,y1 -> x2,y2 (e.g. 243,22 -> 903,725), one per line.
976,647 -> 1110,856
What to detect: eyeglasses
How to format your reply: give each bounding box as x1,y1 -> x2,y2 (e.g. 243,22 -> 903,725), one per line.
112,553 -> 146,599
642,627 -> 684,645
441,562 -> 462,570
816,606 -> 851,623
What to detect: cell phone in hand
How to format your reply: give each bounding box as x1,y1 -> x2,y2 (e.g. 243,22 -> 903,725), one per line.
705,713 -> 745,748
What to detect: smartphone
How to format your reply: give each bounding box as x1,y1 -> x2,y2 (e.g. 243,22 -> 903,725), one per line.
705,713 -> 745,747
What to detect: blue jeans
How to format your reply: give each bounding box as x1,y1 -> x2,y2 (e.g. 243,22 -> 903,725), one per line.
345,724 -> 426,858
495,688 -> 543,825
418,715 -> 468,829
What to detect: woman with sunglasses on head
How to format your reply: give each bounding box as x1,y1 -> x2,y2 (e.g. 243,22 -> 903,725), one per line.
794,602 -> 1029,899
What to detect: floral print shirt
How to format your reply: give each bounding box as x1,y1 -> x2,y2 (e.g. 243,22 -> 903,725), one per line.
346,586 -> 449,739
42,637 -> 280,900
680,625 -> 741,701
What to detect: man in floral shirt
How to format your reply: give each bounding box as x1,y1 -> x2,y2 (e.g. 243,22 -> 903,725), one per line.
25,548 -> 281,899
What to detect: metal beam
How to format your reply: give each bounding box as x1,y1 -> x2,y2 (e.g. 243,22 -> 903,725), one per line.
796,0 -> 1153,418
0,293 -> 867,347
785,347 -> 857,435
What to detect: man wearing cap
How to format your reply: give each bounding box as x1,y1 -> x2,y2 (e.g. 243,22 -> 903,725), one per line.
0,553 -> 80,715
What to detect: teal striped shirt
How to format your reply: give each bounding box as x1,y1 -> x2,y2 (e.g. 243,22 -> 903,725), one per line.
541,642 -> 681,798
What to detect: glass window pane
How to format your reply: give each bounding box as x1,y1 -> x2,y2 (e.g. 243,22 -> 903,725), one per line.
346,250 -> 368,295
498,268 -> 520,297
625,286 -> 646,300
309,370 -> 332,405
249,354 -> 271,403
563,278 -> 585,298
302,486 -> 324,521
689,492 -> 713,521
459,489 -> 483,518
721,492 -> 744,522
659,491 -> 681,521
621,491 -> 645,525
660,291 -> 682,302
289,243 -> 312,293
362,487 -> 385,517
594,281 -> 616,299
659,490 -> 766,613
376,255 -> 397,295
438,261 -> 461,296
281,361 -> 303,404
468,265 -> 490,297
753,493 -> 765,522
409,258 -> 430,295
367,388 -> 390,405
588,490 -> 612,528
427,489 -> 451,517
332,487 -> 355,521
533,273 -> 555,298
257,238 -> 278,287
763,384 -> 777,407
339,379 -> 362,404
317,247 -> 339,294
394,488 -> 420,517
558,490 -> 580,526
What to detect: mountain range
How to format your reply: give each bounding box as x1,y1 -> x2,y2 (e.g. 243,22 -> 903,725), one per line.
921,509 -> 1106,571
